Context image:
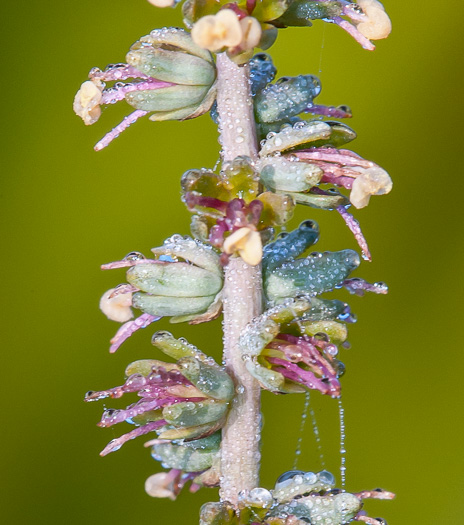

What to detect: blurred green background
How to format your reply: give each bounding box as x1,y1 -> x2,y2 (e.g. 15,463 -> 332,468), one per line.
2,1 -> 463,523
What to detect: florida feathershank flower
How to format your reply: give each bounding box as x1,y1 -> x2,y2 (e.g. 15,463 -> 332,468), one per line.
99,235 -> 224,352
74,28 -> 217,150
85,331 -> 234,455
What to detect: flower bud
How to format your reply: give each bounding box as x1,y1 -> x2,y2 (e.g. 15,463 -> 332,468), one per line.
356,0 -> 391,40
73,80 -> 103,125
223,227 -> 263,266
349,167 -> 392,208
99,288 -> 133,322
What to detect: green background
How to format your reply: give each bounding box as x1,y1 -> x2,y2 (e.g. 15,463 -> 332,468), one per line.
2,1 -> 463,523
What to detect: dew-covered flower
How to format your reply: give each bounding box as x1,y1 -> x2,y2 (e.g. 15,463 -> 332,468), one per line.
100,235 -> 223,352
73,28 -> 216,150
239,297 -> 344,397
201,469 -> 394,525
85,332 -> 234,456
257,121 -> 392,260
182,156 -> 294,266
271,0 -> 391,51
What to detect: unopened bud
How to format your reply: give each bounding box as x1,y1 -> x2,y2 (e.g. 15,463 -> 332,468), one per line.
356,0 -> 392,40
350,167 -> 392,208
99,288 -> 133,322
73,80 -> 103,125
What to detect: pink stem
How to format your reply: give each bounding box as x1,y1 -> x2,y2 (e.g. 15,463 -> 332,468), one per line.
355,489 -> 395,500
101,80 -> 175,105
101,259 -> 160,270
333,16 -> 375,51
305,104 -> 352,119
336,205 -> 372,262
109,313 -> 160,353
342,278 -> 388,296
94,110 -> 149,151
100,420 -> 167,456
295,150 -> 374,168
89,64 -> 151,82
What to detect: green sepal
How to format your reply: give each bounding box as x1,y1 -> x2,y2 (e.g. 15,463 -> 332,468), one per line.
157,420 -> 222,441
255,75 -> 321,123
262,220 -> 320,274
127,262 -> 222,297
151,331 -> 205,361
125,359 -> 179,377
126,47 -> 215,86
182,169 -> 230,201
137,27 -> 214,63
301,297 -> 350,321
252,0 -> 291,22
190,215 -> 214,242
273,0 -> 343,27
170,291 -> 223,325
130,409 -> 164,426
177,356 -> 235,401
125,84 -> 210,112
220,156 -> 260,202
299,320 -> 348,345
259,156 -> 323,192
162,399 -> 229,427
260,121 -> 332,156
151,236 -> 222,274
151,432 -> 220,472
284,188 -> 350,210
313,121 -> 357,148
258,192 -> 295,227
200,502 -> 237,525
265,250 -> 360,302
132,293 -> 216,317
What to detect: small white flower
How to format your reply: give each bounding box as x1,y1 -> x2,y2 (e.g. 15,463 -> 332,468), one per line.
73,80 -> 104,126
145,472 -> 177,500
99,288 -> 134,322
350,167 -> 392,209
191,9 -> 243,52
223,227 -> 263,266
356,0 -> 392,40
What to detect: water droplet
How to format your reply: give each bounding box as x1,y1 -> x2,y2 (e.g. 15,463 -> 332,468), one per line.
124,251 -> 145,261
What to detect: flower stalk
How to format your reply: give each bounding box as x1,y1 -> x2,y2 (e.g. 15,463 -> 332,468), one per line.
215,52 -> 263,505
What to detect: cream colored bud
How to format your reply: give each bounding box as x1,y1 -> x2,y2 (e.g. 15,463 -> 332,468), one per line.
145,473 -> 177,500
239,17 -> 262,51
191,9 -> 242,52
223,227 -> 263,266
356,0 -> 391,40
73,80 -> 103,125
99,288 -> 134,322
147,0 -> 175,7
350,167 -> 393,209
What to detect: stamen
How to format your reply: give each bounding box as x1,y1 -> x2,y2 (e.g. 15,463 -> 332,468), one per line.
332,16 -> 375,51
100,419 -> 167,456
94,110 -> 149,151
336,205 -> 372,261
109,313 -> 160,353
